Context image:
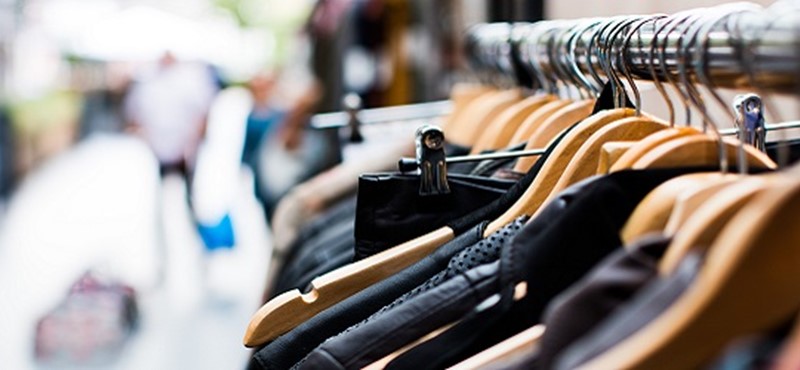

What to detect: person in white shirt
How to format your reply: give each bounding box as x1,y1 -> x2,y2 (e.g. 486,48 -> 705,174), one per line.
123,52 -> 219,176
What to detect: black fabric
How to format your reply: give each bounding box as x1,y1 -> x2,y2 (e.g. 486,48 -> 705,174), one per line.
250,223 -> 486,370
387,167 -> 716,370
527,234 -> 671,370
297,262 -> 501,370
296,218 -> 528,370
289,195 -> 358,255
270,140 -> 475,295
251,125 -> 573,370
268,196 -> 358,298
444,142 -> 471,158
554,250 -> 705,370
354,173 -> 516,260
355,217 -> 528,329
277,168 -> 515,293
271,219 -> 355,295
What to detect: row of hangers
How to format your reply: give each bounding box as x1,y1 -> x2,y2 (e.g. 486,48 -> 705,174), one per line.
246,2 -> 800,368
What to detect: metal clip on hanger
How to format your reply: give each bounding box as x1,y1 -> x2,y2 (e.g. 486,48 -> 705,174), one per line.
734,93 -> 766,152
397,125 -> 451,196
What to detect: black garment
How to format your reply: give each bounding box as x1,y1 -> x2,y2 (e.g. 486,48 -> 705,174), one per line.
296,217 -> 528,370
268,196 -> 358,298
270,140 -> 473,297
386,167 -> 717,370
297,262 -> 501,370
250,124 -> 573,370
554,250 -> 705,370
271,217 -> 355,296
276,172 -> 514,294
500,234 -> 671,370
355,173 -> 516,260
249,223 -> 486,370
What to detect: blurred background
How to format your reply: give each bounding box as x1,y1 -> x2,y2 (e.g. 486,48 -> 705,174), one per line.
0,0 -> 778,369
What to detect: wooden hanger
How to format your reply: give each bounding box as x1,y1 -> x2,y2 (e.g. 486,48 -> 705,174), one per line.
440,84 -> 495,135
609,127 -> 701,172
538,114 -> 668,210
513,99 -> 595,172
657,176 -> 773,274
469,94 -> 556,154
631,135 -> 776,170
484,107 -> 631,236
243,227 -> 454,347
506,99 -> 572,148
580,178 -> 800,370
618,134 -> 775,246
596,141 -> 638,174
661,175 -> 742,236
620,173 -> 734,245
449,325 -> 546,370
445,89 -> 522,147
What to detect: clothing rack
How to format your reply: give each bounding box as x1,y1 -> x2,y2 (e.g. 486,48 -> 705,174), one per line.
309,100 -> 452,130
468,5 -> 800,93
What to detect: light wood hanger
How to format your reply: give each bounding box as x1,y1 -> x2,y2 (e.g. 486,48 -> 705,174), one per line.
445,89 -> 523,147
596,141 -> 637,174
449,325 -> 546,370
469,94 -> 556,154
581,178 -> 800,370
661,175 -> 742,236
617,135 -> 776,247
484,107 -> 631,236
609,127 -> 701,171
440,85 -> 495,138
657,176 -> 772,274
620,173 -> 734,245
506,99 -> 572,148
513,99 -> 595,172
631,135 -> 777,170
243,227 -> 454,347
538,114 -> 668,211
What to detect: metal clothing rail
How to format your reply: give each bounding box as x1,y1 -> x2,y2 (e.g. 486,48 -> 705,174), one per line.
309,100 -> 452,130
468,4 -> 800,94
721,120 -> 800,136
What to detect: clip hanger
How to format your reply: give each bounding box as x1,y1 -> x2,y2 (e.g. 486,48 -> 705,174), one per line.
734,93 -> 766,152
399,125 -> 450,196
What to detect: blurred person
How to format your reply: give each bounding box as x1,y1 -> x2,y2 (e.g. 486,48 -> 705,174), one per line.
242,72 -> 286,177
246,73 -> 325,218
123,51 -> 219,178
